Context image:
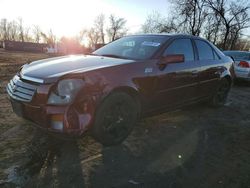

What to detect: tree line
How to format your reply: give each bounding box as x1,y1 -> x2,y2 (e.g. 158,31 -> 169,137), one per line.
0,14 -> 127,49
142,0 -> 250,50
0,17 -> 57,45
0,0 -> 249,50
76,14 -> 127,48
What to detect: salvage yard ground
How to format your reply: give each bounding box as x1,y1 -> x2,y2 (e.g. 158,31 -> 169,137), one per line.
0,49 -> 250,188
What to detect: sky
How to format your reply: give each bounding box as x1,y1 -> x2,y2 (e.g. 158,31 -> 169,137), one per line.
0,0 -> 171,37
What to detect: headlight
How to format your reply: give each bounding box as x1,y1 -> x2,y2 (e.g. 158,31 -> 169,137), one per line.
48,79 -> 84,105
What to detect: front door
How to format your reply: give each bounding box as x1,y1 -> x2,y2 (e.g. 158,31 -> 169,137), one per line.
154,38 -> 200,110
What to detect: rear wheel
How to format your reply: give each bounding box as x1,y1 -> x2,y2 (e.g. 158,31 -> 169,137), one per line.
211,78 -> 231,107
91,92 -> 139,146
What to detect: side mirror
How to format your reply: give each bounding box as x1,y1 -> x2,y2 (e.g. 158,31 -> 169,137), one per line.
157,54 -> 185,70
160,54 -> 185,64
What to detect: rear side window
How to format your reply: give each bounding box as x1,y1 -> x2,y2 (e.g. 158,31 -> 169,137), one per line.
195,40 -> 214,60
213,50 -> 220,60
164,39 -> 194,61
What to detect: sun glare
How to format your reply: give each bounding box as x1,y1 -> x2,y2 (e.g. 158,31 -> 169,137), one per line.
37,0 -> 103,37
0,0 -> 147,40
0,0 -> 121,37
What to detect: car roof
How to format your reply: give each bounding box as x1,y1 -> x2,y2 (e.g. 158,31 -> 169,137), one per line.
126,33 -> 225,57
126,33 -> 206,40
223,50 -> 250,54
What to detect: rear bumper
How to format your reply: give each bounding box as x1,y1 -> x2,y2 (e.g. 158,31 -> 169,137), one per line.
234,67 -> 250,81
235,73 -> 250,81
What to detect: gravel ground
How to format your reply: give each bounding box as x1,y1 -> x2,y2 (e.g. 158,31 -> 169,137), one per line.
0,49 -> 250,188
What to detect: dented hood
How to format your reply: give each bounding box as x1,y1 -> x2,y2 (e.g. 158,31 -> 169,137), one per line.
20,55 -> 135,83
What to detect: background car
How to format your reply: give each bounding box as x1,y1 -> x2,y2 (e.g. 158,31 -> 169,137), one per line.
223,51 -> 250,81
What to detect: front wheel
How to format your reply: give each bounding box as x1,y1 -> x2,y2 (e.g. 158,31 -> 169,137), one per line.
211,78 -> 231,107
91,92 -> 139,146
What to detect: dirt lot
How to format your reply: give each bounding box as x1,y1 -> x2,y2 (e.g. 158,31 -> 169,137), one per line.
0,49 -> 250,188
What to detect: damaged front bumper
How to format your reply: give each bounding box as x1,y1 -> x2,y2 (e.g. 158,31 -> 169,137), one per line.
9,98 -> 93,136
6,75 -> 95,136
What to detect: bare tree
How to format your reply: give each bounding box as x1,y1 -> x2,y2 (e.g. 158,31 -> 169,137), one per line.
205,0 -> 250,49
48,29 -> 56,46
33,25 -> 42,43
94,14 -> 105,44
77,27 -> 101,48
41,29 -> 57,46
24,27 -> 33,42
87,27 -> 100,48
0,19 -> 20,41
17,17 -> 24,42
228,2 -> 250,49
141,11 -> 177,33
8,20 -> 18,41
141,12 -> 165,33
40,32 -> 48,43
0,18 -> 8,40
170,0 -> 208,36
75,28 -> 88,45
107,14 -> 127,42
140,0 -> 250,50
203,12 -> 224,44
0,18 -> 34,42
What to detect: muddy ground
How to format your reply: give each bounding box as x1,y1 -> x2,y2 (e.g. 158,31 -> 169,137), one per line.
0,49 -> 250,188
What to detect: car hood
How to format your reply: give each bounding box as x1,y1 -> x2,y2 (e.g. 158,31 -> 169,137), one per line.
20,55 -> 135,83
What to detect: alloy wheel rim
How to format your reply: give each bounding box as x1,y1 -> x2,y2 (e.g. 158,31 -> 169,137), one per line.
103,101 -> 131,139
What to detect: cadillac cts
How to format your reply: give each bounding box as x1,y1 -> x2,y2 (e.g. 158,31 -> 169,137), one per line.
7,34 -> 234,145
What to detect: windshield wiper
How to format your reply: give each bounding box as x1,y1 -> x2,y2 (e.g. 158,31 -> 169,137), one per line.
100,54 -> 128,59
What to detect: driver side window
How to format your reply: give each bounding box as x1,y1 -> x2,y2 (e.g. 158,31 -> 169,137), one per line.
164,39 -> 194,61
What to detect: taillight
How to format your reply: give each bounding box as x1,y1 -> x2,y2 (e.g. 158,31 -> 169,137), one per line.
238,61 -> 250,68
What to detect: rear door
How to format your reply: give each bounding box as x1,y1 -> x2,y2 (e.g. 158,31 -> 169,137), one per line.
194,39 -> 221,98
154,38 -> 200,109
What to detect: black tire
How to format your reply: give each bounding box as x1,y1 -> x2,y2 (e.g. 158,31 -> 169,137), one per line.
91,92 -> 139,146
211,78 -> 231,107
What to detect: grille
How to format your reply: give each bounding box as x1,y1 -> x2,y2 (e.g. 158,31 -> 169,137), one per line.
7,75 -> 37,102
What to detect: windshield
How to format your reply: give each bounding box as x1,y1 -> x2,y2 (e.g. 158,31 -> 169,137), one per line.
93,35 -> 169,60
224,51 -> 250,60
